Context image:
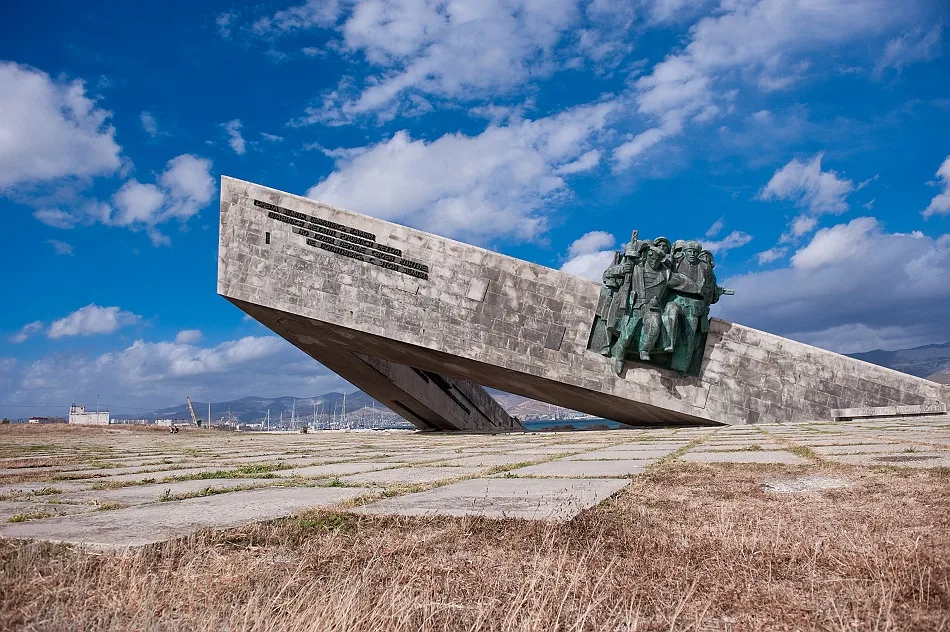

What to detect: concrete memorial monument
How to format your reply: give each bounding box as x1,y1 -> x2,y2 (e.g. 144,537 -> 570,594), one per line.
218,177 -> 949,431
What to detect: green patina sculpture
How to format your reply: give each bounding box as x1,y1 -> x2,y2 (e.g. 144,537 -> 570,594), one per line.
588,230 -> 734,377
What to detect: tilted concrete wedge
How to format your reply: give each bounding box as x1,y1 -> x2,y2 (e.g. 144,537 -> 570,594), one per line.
217,177 -> 950,430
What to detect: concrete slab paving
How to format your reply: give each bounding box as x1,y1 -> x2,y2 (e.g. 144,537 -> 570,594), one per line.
5,417 -> 950,547
70,467 -> 221,485
277,462 -> 399,478
354,478 -> 630,521
435,454 -> 540,468
54,478 -> 276,505
563,449 -> 672,461
0,481 -> 88,497
503,459 -> 652,478
0,501 -> 93,522
0,487 -> 366,548
338,466 -> 482,486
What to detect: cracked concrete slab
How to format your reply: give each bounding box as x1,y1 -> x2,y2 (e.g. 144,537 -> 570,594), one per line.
338,466 -> 481,486
0,487 -> 366,548
354,478 -> 630,521
502,459 -> 651,478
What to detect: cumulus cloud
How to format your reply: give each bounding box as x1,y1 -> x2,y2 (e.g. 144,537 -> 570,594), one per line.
174,329 -> 203,344
0,61 -> 121,190
568,231 -> 615,258
703,230 -> 752,255
760,154 -> 854,215
755,246 -> 788,265
790,217 -> 877,270
716,218 -> 950,353
224,119 -> 246,155
287,0 -> 588,122
2,334 -> 347,418
32,154 -> 216,244
47,304 -> 141,339
923,155 -> 950,219
307,100 -> 617,242
614,0 -> 918,167
560,230 -> 617,281
9,321 -> 44,344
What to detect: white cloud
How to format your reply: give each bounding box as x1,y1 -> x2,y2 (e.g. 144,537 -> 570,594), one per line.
26,153 -> 214,243
46,239 -> 73,255
174,329 -> 203,344
157,154 -> 216,220
717,219 -> 950,354
617,0 -> 918,166
755,246 -> 788,265
47,304 -> 141,339
875,24 -> 943,76
703,230 -> 752,255
260,132 -> 284,142
112,181 -> 166,225
33,209 -> 79,230
290,0 -> 584,122
705,217 -> 725,238
307,100 -> 617,242
560,230 -> 617,281
9,321 -> 44,344
644,0 -> 709,24
0,61 -> 121,190
790,217 -> 878,270
567,230 -> 615,258
253,0 -> 341,34
140,111 -> 159,138
760,154 -> 854,215
923,155 -> 950,219
2,334 -> 347,418
613,124 -> 678,168
224,119 -> 247,155
555,150 -> 602,175
561,250 -> 616,282
788,214 -> 818,238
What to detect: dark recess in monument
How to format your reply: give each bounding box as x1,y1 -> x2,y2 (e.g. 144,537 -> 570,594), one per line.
256,198 -> 429,280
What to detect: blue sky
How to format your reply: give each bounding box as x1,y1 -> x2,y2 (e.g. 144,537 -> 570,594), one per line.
1,0 -> 949,418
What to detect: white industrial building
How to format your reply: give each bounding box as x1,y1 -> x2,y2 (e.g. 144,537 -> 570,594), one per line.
68,404 -> 110,425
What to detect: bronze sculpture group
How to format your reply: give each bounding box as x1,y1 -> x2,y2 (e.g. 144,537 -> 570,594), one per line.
587,231 -> 734,377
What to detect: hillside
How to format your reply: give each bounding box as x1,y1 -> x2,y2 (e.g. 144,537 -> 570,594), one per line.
137,392 -> 380,423
846,341 -> 950,380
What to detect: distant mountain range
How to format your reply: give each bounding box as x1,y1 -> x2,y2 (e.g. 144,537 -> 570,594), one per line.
128,392 -> 380,423
846,342 -> 950,384
120,341 -> 950,422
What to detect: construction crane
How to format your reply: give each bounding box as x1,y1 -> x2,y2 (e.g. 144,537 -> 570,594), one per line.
186,396 -> 201,428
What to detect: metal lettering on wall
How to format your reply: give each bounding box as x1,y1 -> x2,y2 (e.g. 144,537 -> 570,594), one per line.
253,199 -> 429,281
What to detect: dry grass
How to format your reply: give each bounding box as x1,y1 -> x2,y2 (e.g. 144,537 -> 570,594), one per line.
2,463 -> 949,631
